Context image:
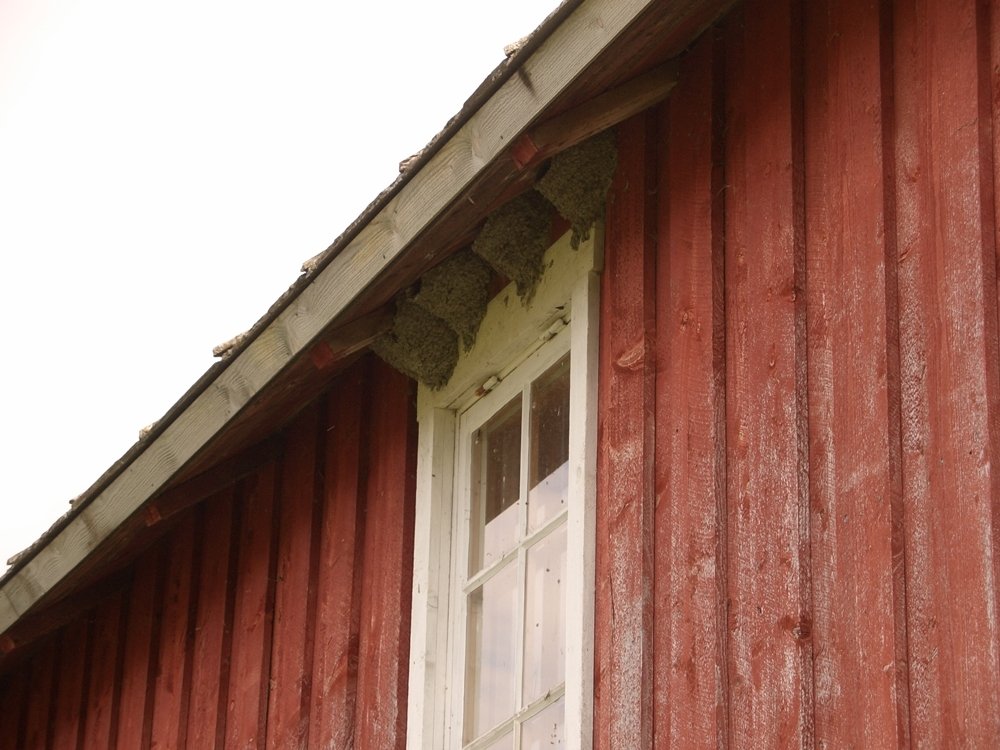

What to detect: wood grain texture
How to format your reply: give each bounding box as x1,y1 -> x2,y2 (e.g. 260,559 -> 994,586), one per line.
892,0 -> 1000,743
541,0 -> 736,121
723,1 -> 813,746
0,566 -> 132,671
594,110 -> 657,750
652,31 -> 728,750
224,462 -> 280,750
116,548 -> 166,750
146,436 -> 284,527
512,60 -> 680,169
310,305 -> 395,369
354,360 -> 417,750
149,515 -> 199,750
988,0 -> 1000,739
878,1 -> 913,742
801,0 -> 904,745
10,2 -> 1000,746
564,244 -> 602,750
185,489 -> 238,750
266,404 -> 321,750
51,621 -> 91,750
81,590 -> 126,750
308,365 -> 368,750
405,406 -> 455,750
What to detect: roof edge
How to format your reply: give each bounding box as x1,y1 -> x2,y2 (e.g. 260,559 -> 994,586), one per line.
0,0 -> 666,636
0,0 -> 585,591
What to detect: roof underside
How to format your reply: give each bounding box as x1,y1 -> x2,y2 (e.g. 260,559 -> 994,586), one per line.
0,0 -> 736,656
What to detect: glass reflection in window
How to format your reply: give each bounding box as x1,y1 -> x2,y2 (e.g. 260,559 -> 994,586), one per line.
463,353 -> 570,748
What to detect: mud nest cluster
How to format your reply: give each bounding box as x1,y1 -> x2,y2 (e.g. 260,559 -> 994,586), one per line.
373,129 -> 618,390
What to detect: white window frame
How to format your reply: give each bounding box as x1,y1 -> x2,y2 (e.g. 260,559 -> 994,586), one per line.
407,225 -> 602,750
453,322 -> 569,748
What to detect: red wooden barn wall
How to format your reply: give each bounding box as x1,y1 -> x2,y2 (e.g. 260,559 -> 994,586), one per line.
0,357 -> 417,750
595,0 -> 1000,747
4,0 -> 1000,747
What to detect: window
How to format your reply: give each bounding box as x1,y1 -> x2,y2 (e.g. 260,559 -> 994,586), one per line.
459,344 -> 570,748
408,227 -> 600,750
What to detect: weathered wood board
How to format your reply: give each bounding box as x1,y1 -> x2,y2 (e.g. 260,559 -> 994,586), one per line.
893,0 -> 1000,743
5,0 -> 1000,746
652,29 -> 728,750
594,109 -> 658,750
185,491 -> 237,750
355,361 -> 417,750
802,0 -> 905,745
309,367 -> 368,750
266,406 -> 321,750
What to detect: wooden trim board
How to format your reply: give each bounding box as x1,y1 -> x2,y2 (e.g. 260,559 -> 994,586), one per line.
511,60 -> 680,169
408,228 -> 601,750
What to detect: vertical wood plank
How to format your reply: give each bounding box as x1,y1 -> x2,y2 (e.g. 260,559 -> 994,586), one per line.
893,0 -> 1000,743
354,359 -> 417,750
594,109 -> 657,750
51,620 -> 92,750
150,514 -> 199,750
224,462 -> 280,750
989,0 -> 1000,728
309,366 -> 368,750
266,403 -> 321,750
723,0 -> 814,747
81,590 -> 126,750
23,637 -> 59,750
186,489 -> 238,750
878,1 -> 914,742
405,404 -> 453,750
801,0 -> 906,746
0,670 -> 29,750
116,548 -> 166,750
565,262 -> 602,750
653,30 -> 728,750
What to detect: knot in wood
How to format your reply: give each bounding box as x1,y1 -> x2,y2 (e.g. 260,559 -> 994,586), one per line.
615,338 -> 646,371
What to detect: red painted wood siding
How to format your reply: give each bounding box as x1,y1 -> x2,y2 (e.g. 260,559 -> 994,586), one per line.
5,0 -> 1000,745
309,369 -> 367,750
0,356 -> 416,750
652,30 -> 728,750
595,108 -> 658,750
355,363 -> 417,750
594,0 -> 1000,746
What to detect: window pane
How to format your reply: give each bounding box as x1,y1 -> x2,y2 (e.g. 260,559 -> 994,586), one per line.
528,355 -> 570,533
482,730 -> 514,750
521,698 -> 565,750
522,523 -> 567,705
470,395 -> 522,575
465,561 -> 518,742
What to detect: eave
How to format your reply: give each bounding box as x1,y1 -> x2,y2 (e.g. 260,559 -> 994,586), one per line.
0,0 -> 736,651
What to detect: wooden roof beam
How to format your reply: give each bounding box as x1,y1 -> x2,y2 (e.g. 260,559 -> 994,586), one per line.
144,433 -> 285,527
309,304 -> 395,370
510,59 -> 680,169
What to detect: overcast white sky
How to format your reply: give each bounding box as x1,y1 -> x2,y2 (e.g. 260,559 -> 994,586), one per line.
0,0 -> 556,569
